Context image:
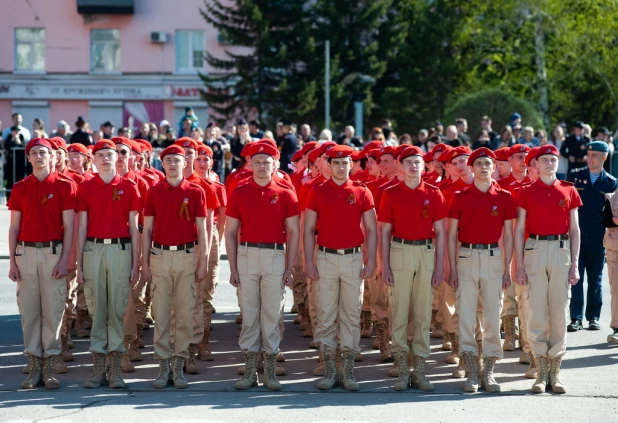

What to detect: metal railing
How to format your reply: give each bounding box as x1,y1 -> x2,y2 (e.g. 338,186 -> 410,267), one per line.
0,147 -> 28,206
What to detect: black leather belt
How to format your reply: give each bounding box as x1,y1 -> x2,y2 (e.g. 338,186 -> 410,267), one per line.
529,234 -> 569,241
392,237 -> 432,246
20,240 -> 62,248
242,242 -> 285,251
152,241 -> 195,251
87,237 -> 131,245
461,242 -> 499,250
318,245 -> 361,255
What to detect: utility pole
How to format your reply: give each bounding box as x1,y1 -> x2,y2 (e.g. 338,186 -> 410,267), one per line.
325,40 -> 330,130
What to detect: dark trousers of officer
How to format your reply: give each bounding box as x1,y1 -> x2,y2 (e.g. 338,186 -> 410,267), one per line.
571,233 -> 605,322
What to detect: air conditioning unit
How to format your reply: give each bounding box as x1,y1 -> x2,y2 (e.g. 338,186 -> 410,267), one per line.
150,32 -> 168,44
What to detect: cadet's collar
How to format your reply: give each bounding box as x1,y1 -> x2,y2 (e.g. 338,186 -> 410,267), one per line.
250,178 -> 274,189
327,178 -> 352,189
28,172 -> 56,184
163,177 -> 188,190
94,173 -> 122,186
470,181 -> 497,195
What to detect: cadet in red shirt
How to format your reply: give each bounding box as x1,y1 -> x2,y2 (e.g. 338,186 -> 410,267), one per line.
379,146 -> 446,392
498,144 -> 530,190
67,143 -> 94,181
76,139 -> 141,390
448,148 -> 517,393
142,144 -> 208,389
304,145 -> 377,391
194,143 -> 227,361
225,142 -> 300,391
8,138 -> 76,390
515,144 -> 582,394
494,147 -> 511,180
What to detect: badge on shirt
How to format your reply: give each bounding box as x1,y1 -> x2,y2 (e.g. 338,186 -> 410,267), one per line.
271,193 -> 279,204
347,194 -> 356,205
40,193 -> 53,205
490,205 -> 499,217
112,188 -> 123,201
559,198 -> 569,208
423,199 -> 430,218
179,197 -> 190,221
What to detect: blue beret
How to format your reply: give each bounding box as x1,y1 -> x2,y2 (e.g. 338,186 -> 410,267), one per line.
587,141 -> 609,153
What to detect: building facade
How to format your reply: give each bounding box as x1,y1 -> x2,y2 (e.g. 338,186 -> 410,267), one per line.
0,0 -> 235,135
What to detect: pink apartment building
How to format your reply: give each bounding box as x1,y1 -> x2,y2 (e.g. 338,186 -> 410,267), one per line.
0,0 -> 234,134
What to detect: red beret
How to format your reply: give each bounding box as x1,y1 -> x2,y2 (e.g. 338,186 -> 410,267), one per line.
175,137 -> 199,150
325,145 -> 354,159
467,147 -> 496,166
240,142 -> 253,158
249,142 -> 279,158
494,147 -> 510,161
134,138 -> 152,153
398,146 -> 424,162
197,145 -> 213,157
351,150 -> 365,161
67,143 -> 91,156
432,143 -> 452,155
536,144 -> 559,160
160,144 -> 186,161
366,148 -> 381,160
394,144 -> 411,160
292,150 -> 304,163
376,146 -> 396,163
448,146 -> 472,163
112,136 -> 133,150
301,141 -> 319,155
92,140 -> 116,154
422,151 -> 433,162
363,140 -> 386,151
526,146 -> 542,166
47,137 -> 59,150
508,144 -> 530,156
315,141 -> 337,157
25,138 -> 53,155
256,138 -> 280,158
50,137 -> 68,151
308,148 -> 321,163
131,140 -> 141,154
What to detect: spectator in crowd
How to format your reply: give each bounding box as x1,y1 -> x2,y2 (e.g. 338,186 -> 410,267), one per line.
456,118 -> 471,145
101,121 -> 114,139
177,107 -> 199,135
551,124 -> 568,179
92,129 -> 102,142
136,122 -> 155,144
370,127 -> 385,143
223,124 -> 235,142
191,127 -> 204,142
249,119 -> 264,139
230,118 -> 252,171
480,115 -> 499,142
522,126 -> 539,147
512,124 -> 523,143
561,121 -> 591,174
499,125 -> 516,148
118,126 -> 133,139
536,129 -> 548,145
279,119 -> 298,174
417,129 -> 428,148
205,122 -> 224,181
148,123 -> 160,147
318,129 -> 332,141
160,128 -> 175,148
275,122 -> 285,139
158,120 -> 170,142
446,125 -> 460,147
2,113 -> 31,142
472,130 -> 492,150
434,121 -> 448,143
263,130 -> 275,140
595,127 -> 614,173
32,118 -> 48,138
3,126 -> 27,199
50,120 -> 72,143
398,133 -> 413,147
69,116 -> 93,146
337,125 -> 362,147
425,134 -> 439,152
509,112 -> 521,128
300,124 -> 317,143
583,124 -> 593,139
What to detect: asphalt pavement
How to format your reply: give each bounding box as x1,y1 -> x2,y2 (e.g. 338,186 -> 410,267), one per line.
0,207 -> 617,422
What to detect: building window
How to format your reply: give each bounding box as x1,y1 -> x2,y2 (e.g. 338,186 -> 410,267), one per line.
15,28 -> 45,72
91,29 -> 120,72
176,30 -> 204,71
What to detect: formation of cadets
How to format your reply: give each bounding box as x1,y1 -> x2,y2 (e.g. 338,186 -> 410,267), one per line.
8,131 -> 618,394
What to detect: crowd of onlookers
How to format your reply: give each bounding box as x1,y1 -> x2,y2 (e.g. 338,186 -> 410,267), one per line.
2,108 -> 617,195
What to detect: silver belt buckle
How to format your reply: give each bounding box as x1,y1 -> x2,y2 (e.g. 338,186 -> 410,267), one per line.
170,245 -> 178,251
103,239 -> 112,245
336,249 -> 345,255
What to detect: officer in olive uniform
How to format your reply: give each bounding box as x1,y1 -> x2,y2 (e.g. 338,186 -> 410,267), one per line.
567,141 -> 617,331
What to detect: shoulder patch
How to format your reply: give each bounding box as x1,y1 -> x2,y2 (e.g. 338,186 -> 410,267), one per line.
274,181 -> 292,190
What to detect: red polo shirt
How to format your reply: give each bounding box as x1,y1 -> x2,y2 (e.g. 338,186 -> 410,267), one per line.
76,174 -> 141,238
61,169 -> 85,185
212,181 -> 227,224
351,168 -> 369,182
449,184 -> 517,244
306,178 -> 374,249
186,172 -> 220,210
375,177 -> 401,213
143,167 -> 164,182
365,175 -> 386,201
123,170 -> 150,224
516,178 -> 582,235
139,169 -> 159,188
144,178 -> 207,245
225,167 -> 252,193
226,179 -> 299,244
299,174 -> 326,211
238,170 -> 296,193
497,173 -> 529,192
8,173 -> 76,242
441,178 -> 472,206
378,180 -> 446,241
